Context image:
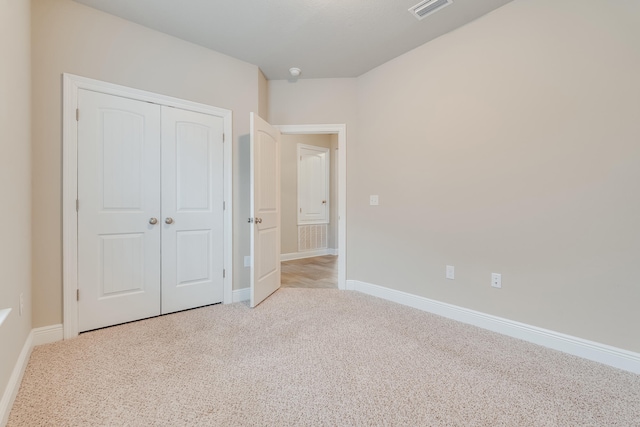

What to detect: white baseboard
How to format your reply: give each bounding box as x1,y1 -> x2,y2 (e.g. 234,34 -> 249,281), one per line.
0,330 -> 33,427
0,309 -> 10,328
32,324 -> 64,347
347,280 -> 640,374
281,249 -> 337,261
233,288 -> 250,303
0,324 -> 65,425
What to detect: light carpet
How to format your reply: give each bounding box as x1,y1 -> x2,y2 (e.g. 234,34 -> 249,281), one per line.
8,289 -> 640,426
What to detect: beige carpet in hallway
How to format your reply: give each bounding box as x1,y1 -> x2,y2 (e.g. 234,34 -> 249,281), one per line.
8,289 -> 640,426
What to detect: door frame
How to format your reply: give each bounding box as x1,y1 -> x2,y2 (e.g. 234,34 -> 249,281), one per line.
274,124 -> 347,290
62,73 -> 233,339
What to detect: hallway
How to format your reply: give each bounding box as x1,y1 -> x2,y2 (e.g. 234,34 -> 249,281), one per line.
280,255 -> 337,289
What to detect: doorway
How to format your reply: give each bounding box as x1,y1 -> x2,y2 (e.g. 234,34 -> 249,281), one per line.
274,125 -> 347,290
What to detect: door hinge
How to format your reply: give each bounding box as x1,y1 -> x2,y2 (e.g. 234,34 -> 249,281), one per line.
76,199 -> 79,212
76,289 -> 80,301
223,269 -> 226,278
223,201 -> 226,210
222,133 -> 225,142
76,108 -> 79,121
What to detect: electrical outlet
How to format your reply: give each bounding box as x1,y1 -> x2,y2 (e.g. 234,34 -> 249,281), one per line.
491,273 -> 502,288
369,195 -> 379,206
446,265 -> 455,280
19,293 -> 24,316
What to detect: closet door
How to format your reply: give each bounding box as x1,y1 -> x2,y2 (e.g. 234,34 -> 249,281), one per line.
77,90 -> 162,332
161,107 -> 224,314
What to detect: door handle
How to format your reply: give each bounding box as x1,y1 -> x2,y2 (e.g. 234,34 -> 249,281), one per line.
149,218 -> 158,225
165,217 -> 174,224
322,200 -> 327,204
255,218 -> 263,224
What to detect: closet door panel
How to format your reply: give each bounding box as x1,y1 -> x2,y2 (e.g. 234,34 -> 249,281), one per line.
77,89 -> 162,332
161,107 -> 224,314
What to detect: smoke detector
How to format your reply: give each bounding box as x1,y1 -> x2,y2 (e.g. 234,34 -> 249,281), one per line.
409,0 -> 453,20
289,67 -> 301,77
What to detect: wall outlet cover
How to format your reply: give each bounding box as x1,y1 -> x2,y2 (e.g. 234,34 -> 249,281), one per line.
491,273 -> 502,288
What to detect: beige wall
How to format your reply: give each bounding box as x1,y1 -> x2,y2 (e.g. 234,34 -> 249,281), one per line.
268,79 -> 358,129
258,69 -> 269,120
0,0 -> 31,409
268,1 -> 640,353
31,0 -> 259,327
329,134 -> 339,250
280,134 -> 337,255
353,0 -> 640,351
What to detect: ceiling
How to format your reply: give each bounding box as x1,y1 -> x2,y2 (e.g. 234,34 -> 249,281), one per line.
74,0 -> 514,80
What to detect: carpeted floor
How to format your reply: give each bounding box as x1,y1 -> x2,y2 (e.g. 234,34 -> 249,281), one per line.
8,289 -> 640,426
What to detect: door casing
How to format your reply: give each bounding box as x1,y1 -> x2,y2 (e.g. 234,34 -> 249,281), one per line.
62,73 -> 233,339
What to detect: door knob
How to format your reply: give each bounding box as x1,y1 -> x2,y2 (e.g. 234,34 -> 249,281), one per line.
255,218 -> 262,224
149,218 -> 158,225
322,200 -> 327,204
165,217 -> 174,224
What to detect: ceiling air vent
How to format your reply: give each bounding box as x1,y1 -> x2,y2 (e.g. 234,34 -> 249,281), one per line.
409,0 -> 453,20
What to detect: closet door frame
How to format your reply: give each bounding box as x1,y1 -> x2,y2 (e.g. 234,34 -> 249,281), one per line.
62,73 -> 233,339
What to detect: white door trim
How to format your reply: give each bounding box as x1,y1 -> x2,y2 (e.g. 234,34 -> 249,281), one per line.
274,124 -> 347,290
62,73 -> 233,339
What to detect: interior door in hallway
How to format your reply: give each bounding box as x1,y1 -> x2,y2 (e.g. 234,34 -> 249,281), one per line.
160,106 -> 224,314
77,89 -> 162,332
298,144 -> 330,225
250,113 -> 282,307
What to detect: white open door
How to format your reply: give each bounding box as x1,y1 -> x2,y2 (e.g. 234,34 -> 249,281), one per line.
250,113 -> 281,307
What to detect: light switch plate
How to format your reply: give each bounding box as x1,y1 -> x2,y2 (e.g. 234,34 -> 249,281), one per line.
370,195 -> 379,206
244,256 -> 252,268
446,265 -> 455,280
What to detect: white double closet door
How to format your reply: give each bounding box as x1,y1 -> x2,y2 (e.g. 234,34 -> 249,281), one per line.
77,89 -> 224,332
